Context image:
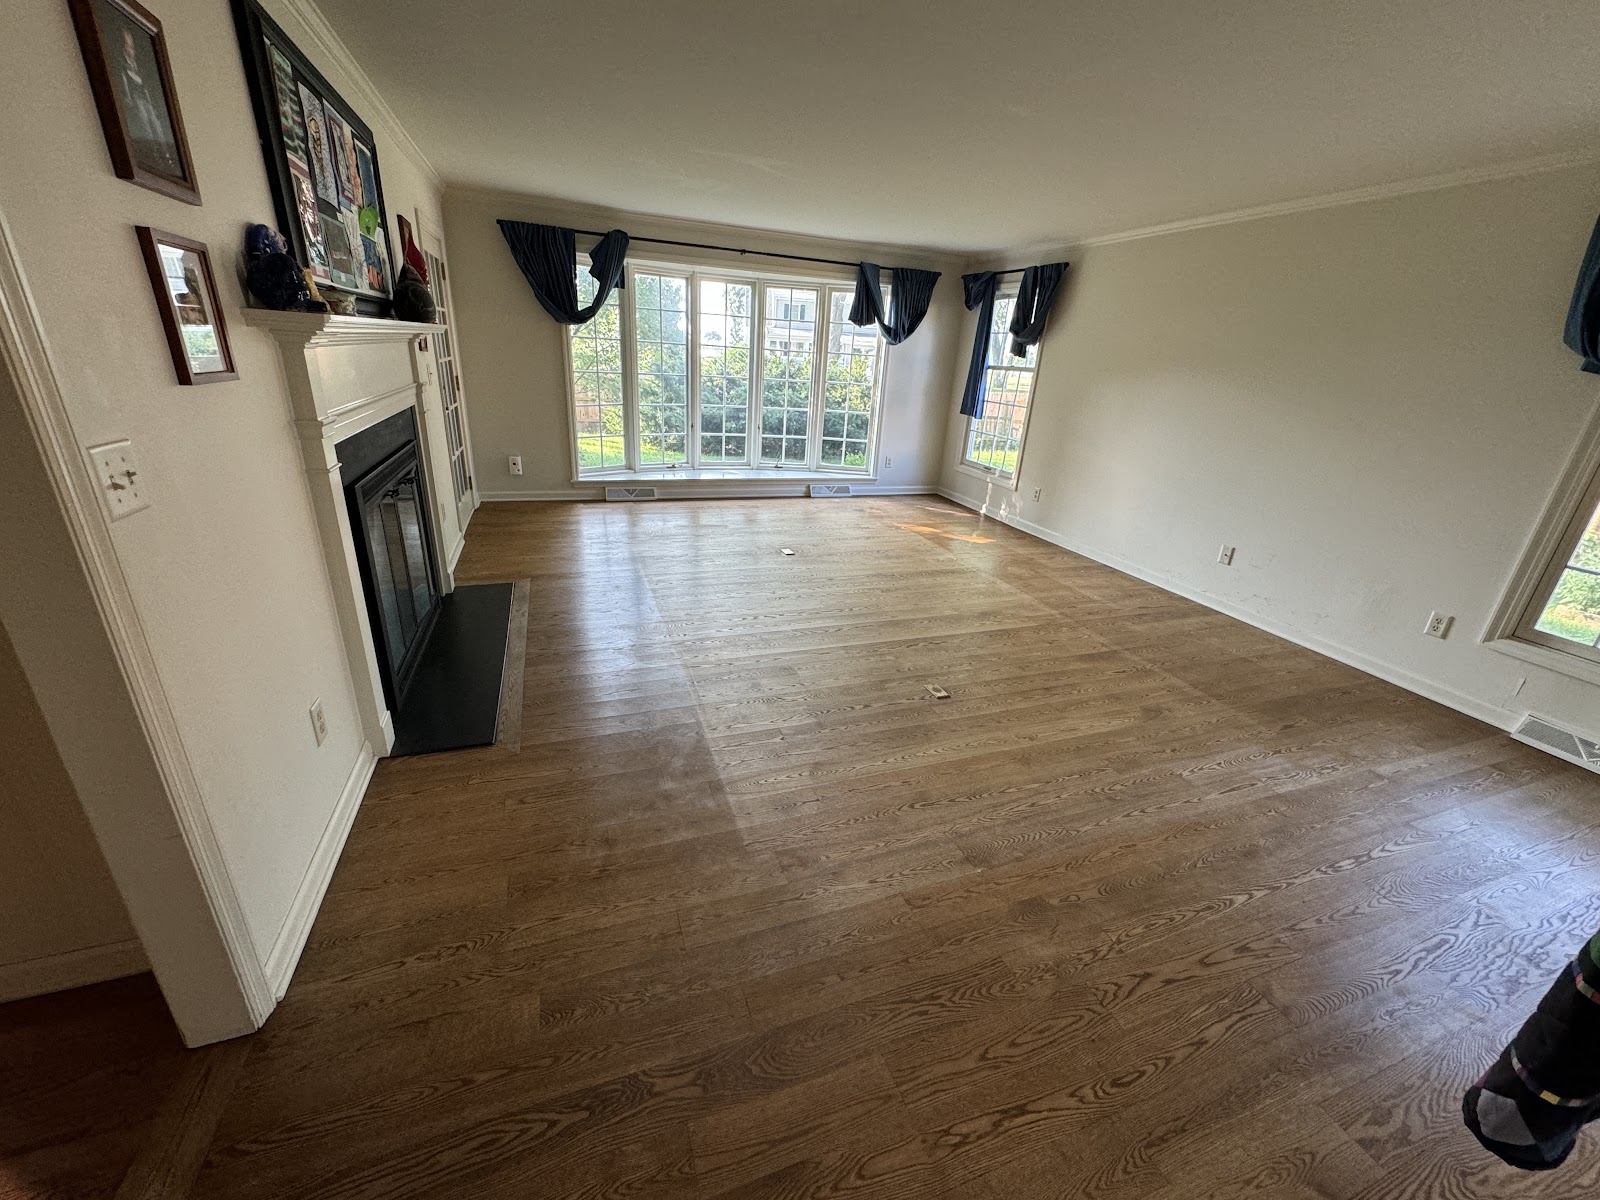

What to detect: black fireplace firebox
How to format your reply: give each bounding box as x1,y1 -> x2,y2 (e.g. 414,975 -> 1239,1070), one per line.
337,410 -> 439,708
335,409 -> 515,757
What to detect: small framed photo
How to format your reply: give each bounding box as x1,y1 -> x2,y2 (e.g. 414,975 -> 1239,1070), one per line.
69,0 -> 201,204
135,228 -> 237,385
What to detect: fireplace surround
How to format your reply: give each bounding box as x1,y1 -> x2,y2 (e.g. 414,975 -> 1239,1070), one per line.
244,309 -> 448,754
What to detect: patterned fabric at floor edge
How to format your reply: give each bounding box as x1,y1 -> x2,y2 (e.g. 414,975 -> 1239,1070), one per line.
1464,929 -> 1600,1169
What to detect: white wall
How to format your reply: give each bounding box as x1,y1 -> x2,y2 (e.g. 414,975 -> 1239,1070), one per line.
0,0 -> 442,996
0,620 -> 142,1001
443,188 -> 961,499
940,163 -> 1600,738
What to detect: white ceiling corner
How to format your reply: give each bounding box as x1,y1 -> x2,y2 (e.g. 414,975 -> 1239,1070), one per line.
312,0 -> 1600,253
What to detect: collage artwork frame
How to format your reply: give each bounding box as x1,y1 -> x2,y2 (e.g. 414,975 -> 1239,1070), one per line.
229,0 -> 396,315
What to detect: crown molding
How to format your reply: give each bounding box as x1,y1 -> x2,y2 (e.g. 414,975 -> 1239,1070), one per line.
267,0 -> 440,190
982,148 -> 1600,271
444,182 -> 963,273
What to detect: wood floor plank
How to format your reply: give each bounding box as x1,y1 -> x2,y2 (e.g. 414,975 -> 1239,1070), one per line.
6,496 -> 1600,1198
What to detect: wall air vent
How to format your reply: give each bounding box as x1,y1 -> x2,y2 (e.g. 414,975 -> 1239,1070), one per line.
1512,715 -> 1600,775
604,486 -> 659,502
808,484 -> 853,498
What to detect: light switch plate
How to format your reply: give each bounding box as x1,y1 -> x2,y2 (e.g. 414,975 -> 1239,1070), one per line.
87,440 -> 149,520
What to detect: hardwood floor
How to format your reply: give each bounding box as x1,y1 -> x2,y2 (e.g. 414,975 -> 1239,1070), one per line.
7,494 -> 1600,1198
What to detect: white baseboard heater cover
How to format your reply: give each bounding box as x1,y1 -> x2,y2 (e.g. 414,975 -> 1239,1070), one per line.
808,483 -> 853,497
604,486 -> 659,502
1512,714 -> 1600,775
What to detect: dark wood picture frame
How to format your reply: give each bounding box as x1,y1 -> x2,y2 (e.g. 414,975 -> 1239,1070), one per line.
135,227 -> 238,385
68,0 -> 202,205
229,0 -> 396,317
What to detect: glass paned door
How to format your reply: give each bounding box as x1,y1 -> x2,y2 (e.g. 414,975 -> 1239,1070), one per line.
422,246 -> 477,529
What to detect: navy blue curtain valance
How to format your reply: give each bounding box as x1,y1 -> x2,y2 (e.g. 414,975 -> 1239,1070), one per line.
847,263 -> 942,344
1565,212 -> 1600,374
497,221 -> 629,325
958,271 -> 998,418
958,263 -> 1070,420
1008,262 -> 1068,358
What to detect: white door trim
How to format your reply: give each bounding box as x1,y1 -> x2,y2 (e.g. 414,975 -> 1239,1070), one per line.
0,207 -> 273,1044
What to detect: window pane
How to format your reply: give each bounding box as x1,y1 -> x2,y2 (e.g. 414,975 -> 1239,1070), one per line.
1532,498 -> 1600,648
698,280 -> 752,463
569,272 -> 625,470
760,286 -> 817,464
635,273 -> 689,465
822,289 -> 881,470
962,291 -> 1038,477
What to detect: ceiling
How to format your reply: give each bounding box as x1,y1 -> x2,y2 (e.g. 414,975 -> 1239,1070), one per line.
315,0 -> 1600,254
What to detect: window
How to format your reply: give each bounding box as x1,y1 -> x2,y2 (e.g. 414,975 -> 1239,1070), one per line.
633,273 -> 689,466
570,272 -> 625,469
760,285 -> 817,465
566,261 -> 886,476
1516,460 -> 1600,664
961,290 -> 1039,481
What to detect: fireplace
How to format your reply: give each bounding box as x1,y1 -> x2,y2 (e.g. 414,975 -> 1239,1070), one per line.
337,410 -> 439,708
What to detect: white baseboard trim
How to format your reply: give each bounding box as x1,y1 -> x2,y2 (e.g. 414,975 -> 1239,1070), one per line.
0,938 -> 148,1003
934,487 -> 1516,732
446,529 -> 466,572
482,483 -> 939,503
263,741 -> 378,999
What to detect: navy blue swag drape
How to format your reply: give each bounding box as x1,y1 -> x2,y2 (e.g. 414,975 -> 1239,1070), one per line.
497,221 -> 629,324
959,263 -> 1069,419
1565,212 -> 1600,374
848,263 -> 941,344
1008,262 -> 1068,357
958,272 -> 997,418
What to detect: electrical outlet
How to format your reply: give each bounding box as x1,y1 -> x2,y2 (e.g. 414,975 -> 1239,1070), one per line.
1423,611 -> 1453,639
508,454 -> 523,476
1217,544 -> 1236,566
883,455 -> 893,469
309,698 -> 327,746
87,440 -> 149,520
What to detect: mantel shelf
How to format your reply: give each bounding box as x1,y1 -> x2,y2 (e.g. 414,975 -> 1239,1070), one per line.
243,307 -> 444,349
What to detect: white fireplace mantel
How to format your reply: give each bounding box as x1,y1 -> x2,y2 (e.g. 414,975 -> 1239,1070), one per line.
246,308 -> 447,755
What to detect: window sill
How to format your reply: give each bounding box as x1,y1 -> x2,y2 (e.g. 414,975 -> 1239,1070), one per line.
954,462 -> 1020,491
575,467 -> 875,485
1484,634 -> 1600,689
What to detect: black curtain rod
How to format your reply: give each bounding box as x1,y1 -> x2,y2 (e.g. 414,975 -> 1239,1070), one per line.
571,227 -> 1032,275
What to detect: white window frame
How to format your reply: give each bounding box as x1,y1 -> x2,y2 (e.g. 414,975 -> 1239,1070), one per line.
1482,401 -> 1600,685
563,257 -> 889,479
956,284 -> 1041,492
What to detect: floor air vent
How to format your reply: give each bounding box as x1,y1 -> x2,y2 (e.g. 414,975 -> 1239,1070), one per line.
808,483 -> 853,497
1512,715 -> 1600,775
604,486 -> 659,502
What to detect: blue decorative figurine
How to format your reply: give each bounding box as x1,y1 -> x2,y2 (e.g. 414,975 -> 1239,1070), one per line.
245,224 -> 327,313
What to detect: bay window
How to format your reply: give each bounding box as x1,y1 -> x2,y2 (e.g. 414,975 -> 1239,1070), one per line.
567,260 -> 887,477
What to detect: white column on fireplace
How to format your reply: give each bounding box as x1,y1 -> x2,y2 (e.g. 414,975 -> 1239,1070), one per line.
245,310 -> 447,755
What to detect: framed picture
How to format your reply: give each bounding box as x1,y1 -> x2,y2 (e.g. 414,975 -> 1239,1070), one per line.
230,0 -> 395,315
68,0 -> 201,204
135,228 -> 237,385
